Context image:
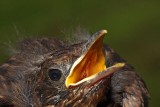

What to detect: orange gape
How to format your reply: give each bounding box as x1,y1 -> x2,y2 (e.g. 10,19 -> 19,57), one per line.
65,31 -> 107,87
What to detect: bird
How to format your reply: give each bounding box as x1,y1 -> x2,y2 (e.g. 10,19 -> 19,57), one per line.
0,29 -> 149,107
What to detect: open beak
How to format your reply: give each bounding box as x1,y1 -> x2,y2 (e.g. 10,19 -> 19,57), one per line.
65,30 -> 125,88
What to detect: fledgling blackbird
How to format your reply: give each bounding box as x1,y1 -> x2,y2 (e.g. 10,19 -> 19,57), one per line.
0,30 -> 149,107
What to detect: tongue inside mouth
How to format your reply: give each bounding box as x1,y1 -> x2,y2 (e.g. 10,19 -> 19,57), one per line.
65,30 -> 125,88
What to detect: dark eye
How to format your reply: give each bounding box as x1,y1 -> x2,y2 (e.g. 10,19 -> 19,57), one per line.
48,69 -> 62,81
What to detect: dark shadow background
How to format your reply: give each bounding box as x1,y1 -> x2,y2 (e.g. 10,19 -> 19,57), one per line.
0,0 -> 159,106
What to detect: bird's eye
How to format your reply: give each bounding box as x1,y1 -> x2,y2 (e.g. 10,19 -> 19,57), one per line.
48,69 -> 62,81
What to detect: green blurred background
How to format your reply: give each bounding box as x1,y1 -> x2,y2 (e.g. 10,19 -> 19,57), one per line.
0,0 -> 159,106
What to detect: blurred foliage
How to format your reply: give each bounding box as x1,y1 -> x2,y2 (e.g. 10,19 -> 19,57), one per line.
0,0 -> 160,106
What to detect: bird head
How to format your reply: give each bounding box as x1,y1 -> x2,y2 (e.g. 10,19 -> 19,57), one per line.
0,29 -> 125,107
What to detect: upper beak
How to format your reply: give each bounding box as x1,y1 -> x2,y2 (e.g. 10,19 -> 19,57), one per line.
65,30 -> 125,88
